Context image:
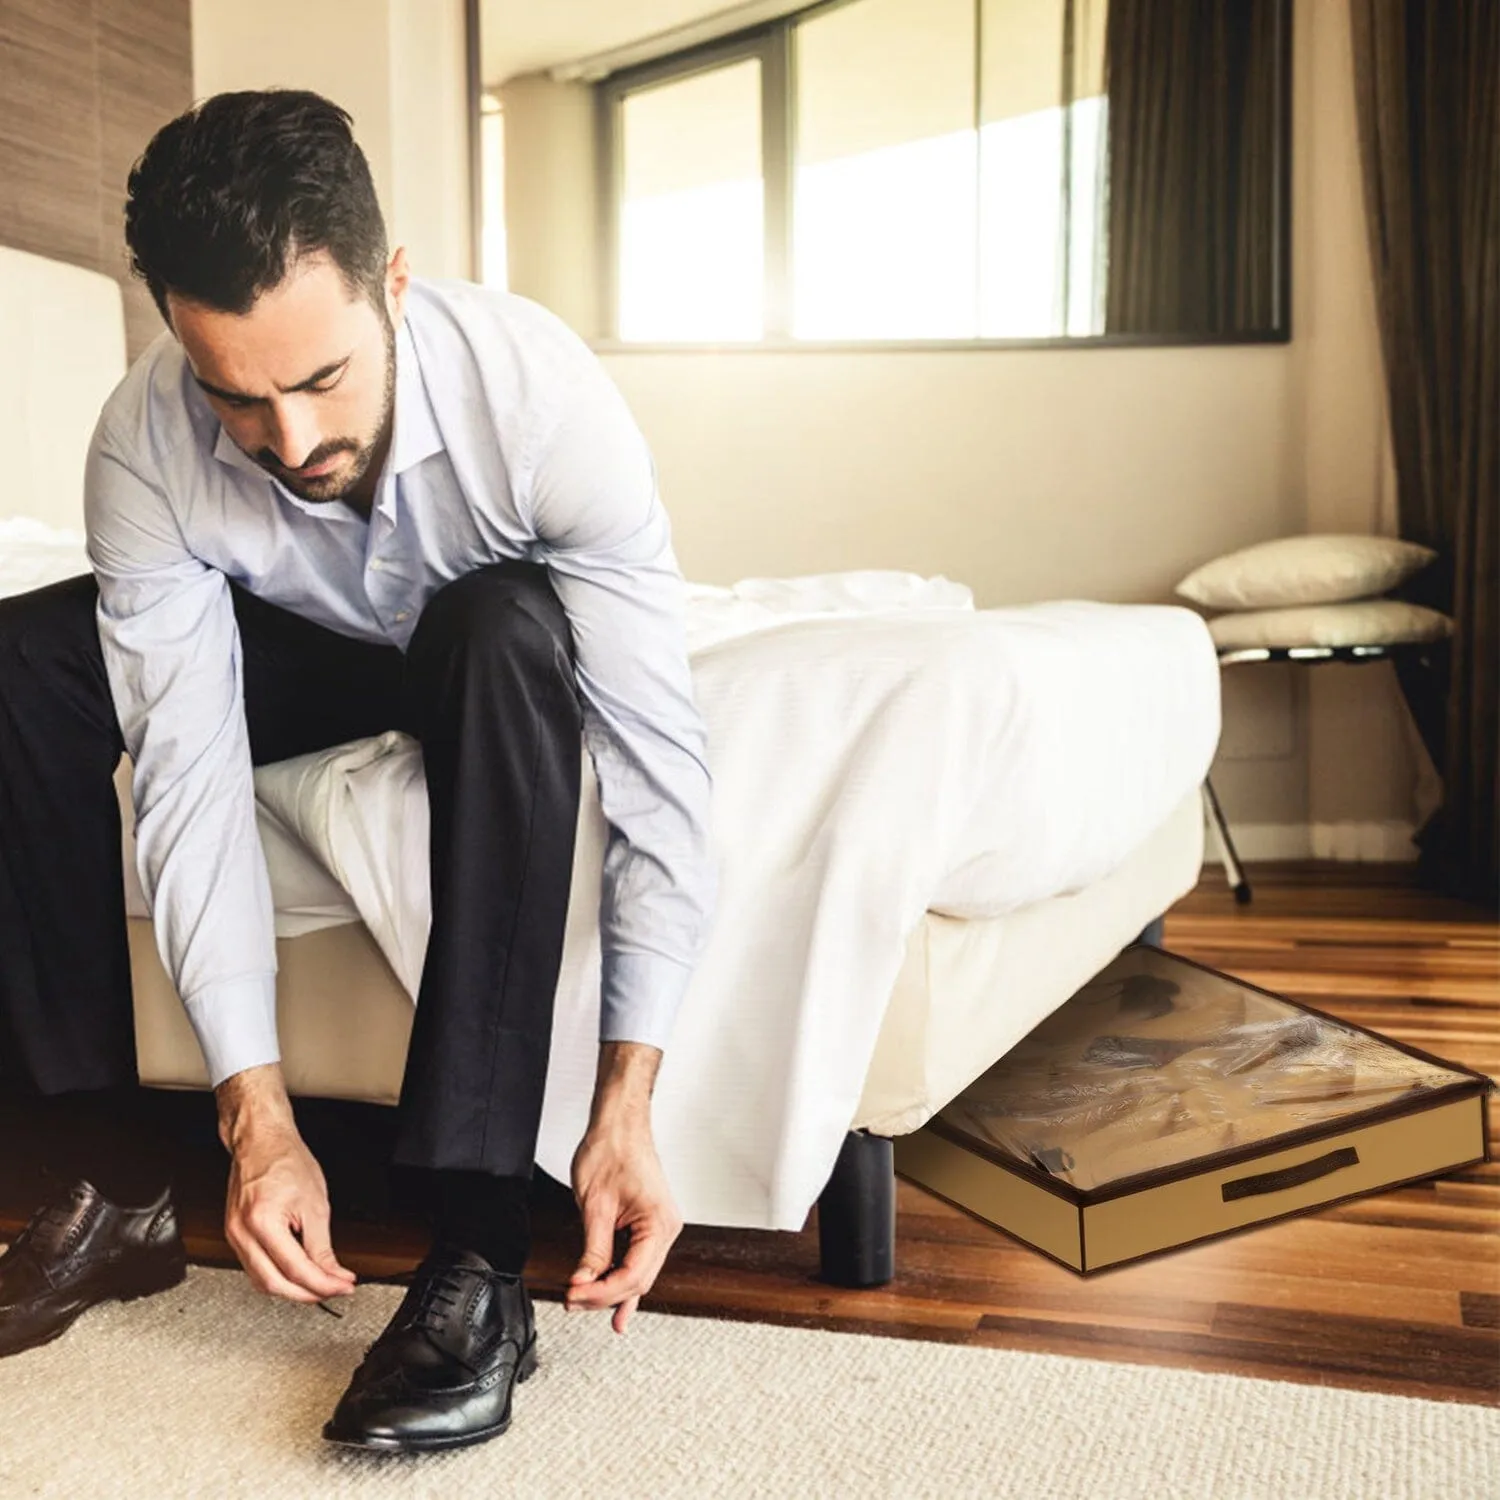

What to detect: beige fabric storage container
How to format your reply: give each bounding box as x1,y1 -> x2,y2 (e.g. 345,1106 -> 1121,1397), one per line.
894,945 -> 1492,1274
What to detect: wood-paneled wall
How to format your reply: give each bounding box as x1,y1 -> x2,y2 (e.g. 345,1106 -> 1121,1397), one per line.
0,0 -> 192,358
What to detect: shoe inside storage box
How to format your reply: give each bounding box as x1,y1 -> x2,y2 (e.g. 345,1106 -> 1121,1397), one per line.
894,944 -> 1492,1274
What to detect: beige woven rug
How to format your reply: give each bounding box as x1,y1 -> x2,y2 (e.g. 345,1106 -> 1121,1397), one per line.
0,1266 -> 1492,1498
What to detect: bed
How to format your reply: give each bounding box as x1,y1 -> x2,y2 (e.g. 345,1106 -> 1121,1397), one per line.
2,244 -> 1218,1285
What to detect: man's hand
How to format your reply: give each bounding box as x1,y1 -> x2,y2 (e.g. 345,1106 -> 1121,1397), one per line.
216,1063 -> 357,1304
567,1041 -> 681,1334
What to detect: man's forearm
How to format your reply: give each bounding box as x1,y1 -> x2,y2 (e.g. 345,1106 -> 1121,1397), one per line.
586,1041 -> 662,1135
216,1061 -> 298,1153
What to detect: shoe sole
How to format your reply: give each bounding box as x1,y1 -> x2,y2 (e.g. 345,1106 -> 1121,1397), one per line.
0,1252 -> 188,1360
321,1341 -> 539,1453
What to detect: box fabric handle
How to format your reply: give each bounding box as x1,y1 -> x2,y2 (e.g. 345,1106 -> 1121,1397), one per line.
1220,1146 -> 1360,1202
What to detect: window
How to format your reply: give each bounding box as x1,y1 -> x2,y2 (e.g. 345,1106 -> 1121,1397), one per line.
979,0 -> 1107,337
618,59 -> 764,340
793,0 -> 976,339
598,0 -> 1110,344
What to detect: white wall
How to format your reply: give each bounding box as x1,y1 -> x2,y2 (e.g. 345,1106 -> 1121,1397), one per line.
191,0 -> 471,281
387,0 -> 472,282
500,76 -> 600,335
602,319 -> 1309,833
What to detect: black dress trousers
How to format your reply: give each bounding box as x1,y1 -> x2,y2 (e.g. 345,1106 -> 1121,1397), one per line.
0,562 -> 582,1180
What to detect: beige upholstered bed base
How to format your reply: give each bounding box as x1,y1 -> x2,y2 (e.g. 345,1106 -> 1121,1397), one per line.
132,788 -> 1204,1136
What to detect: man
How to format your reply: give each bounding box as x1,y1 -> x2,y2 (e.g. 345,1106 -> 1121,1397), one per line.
0,90 -> 714,1453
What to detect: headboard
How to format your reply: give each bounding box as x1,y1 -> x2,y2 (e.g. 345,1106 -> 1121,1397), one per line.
0,245 -> 128,532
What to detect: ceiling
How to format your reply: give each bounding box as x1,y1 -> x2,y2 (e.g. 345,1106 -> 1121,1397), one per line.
479,0 -> 808,87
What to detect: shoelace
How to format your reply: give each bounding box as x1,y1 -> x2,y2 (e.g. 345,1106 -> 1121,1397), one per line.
359,1260 -> 472,1363
409,1263 -> 469,1334
361,1260 -> 527,1373
11,1197 -> 82,1257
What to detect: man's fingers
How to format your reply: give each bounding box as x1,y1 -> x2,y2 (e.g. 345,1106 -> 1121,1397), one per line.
568,1260 -> 651,1310
570,1195 -> 619,1286
252,1210 -> 355,1300
566,1218 -> 643,1307
612,1295 -> 641,1335
233,1231 -> 321,1303
567,1218 -> 666,1310
295,1209 -> 356,1287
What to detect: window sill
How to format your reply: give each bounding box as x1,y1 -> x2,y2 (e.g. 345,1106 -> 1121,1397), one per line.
588,330 -> 1292,354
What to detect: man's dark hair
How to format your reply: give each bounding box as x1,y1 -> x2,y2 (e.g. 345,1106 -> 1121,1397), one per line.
124,90 -> 389,324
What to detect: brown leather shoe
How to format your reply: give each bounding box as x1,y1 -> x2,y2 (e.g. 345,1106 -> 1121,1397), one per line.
0,1178 -> 187,1358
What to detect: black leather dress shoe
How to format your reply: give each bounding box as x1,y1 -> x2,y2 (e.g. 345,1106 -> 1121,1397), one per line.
0,1178 -> 187,1358
323,1244 -> 538,1453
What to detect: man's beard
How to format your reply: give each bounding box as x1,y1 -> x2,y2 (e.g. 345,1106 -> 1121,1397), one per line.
255,317 -> 397,503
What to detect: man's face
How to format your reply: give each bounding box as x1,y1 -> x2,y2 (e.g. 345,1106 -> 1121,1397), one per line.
168,250 -> 403,504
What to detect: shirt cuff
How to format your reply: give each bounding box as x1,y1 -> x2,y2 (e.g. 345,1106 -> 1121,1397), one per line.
182,974 -> 281,1088
599,950 -> 694,1052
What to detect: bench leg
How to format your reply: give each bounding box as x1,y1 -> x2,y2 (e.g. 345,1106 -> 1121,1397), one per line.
817,1129 -> 896,1288
1202,778 -> 1253,905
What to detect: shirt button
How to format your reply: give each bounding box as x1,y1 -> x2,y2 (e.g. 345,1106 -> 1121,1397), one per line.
369,558 -> 384,572
394,610 -> 411,623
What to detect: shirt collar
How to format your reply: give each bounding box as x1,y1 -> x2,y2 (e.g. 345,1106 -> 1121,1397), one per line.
211,418 -> 265,480
208,316 -> 444,502
389,316 -> 443,477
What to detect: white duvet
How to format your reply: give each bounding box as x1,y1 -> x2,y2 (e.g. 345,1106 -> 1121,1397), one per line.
1,522 -> 1221,1230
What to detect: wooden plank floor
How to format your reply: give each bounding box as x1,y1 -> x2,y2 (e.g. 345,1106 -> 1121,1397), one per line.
3,862 -> 1496,1407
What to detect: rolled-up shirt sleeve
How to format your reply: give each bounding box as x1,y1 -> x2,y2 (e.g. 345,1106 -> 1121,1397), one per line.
84,420 -> 279,1087
524,368 -> 716,1052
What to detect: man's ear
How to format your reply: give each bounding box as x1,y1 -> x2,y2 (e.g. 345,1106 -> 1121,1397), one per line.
386,247 -> 411,326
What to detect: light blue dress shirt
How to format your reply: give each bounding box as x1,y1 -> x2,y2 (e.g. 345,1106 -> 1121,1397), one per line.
84,280 -> 716,1087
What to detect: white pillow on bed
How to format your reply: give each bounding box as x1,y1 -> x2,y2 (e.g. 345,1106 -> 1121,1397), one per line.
1208,599 -> 1454,651
1177,535 -> 1435,609
0,516 -> 89,599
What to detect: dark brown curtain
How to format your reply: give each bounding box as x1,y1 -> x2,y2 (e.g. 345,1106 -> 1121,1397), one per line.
1350,0 -> 1499,907
1103,0 -> 1279,334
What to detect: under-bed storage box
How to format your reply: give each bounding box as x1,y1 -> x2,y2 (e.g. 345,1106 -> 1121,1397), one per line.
894,944 -> 1492,1274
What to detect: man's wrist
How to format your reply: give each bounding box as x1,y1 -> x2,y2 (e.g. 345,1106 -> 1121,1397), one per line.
587,1041 -> 662,1137
215,1061 -> 297,1154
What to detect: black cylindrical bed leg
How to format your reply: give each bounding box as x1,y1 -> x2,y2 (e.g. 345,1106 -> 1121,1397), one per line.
817,1130 -> 896,1288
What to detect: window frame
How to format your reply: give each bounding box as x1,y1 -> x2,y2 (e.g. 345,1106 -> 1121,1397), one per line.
591,0 -> 1292,351
597,20 -> 798,342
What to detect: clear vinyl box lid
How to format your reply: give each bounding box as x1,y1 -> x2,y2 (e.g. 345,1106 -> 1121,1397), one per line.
934,945 -> 1474,1192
